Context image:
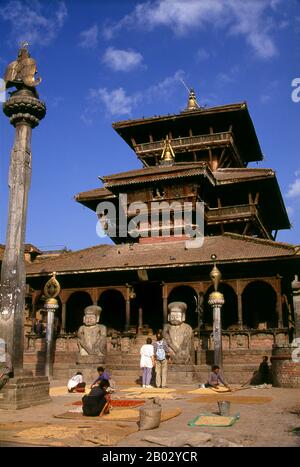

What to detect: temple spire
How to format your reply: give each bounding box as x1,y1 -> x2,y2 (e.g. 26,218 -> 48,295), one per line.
186,88 -> 200,111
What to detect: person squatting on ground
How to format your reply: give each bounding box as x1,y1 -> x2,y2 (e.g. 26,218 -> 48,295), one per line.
67,371 -> 86,393
91,366 -> 111,388
153,332 -> 170,388
140,337 -> 155,388
205,365 -> 231,390
82,379 -> 110,416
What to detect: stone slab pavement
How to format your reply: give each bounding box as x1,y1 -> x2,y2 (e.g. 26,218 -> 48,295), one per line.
0,380 -> 299,447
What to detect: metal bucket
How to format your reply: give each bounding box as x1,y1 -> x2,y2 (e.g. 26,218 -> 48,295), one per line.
218,401 -> 230,416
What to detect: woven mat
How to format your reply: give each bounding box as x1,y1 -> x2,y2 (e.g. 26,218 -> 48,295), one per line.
49,386 -> 87,396
54,407 -> 182,423
120,387 -> 174,393
187,395 -> 273,404
125,392 -> 176,399
0,421 -> 137,447
188,413 -> 240,427
188,387 -> 231,395
68,399 -> 146,408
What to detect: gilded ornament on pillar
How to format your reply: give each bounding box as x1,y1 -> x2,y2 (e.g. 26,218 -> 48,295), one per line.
4,42 -> 42,90
44,272 -> 61,299
210,264 -> 222,292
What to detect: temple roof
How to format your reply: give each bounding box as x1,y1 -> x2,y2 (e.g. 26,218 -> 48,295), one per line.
26,233 -> 300,277
112,102 -> 263,164
101,162 -> 210,187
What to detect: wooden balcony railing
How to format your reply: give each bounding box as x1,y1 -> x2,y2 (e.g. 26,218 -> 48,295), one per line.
134,131 -> 240,160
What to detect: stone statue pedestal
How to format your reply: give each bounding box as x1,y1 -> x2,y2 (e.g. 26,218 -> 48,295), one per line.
0,376 -> 50,410
166,364 -> 196,384
73,354 -> 106,382
76,354 -> 105,365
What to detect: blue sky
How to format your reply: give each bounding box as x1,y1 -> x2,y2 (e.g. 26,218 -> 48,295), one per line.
0,0 -> 299,251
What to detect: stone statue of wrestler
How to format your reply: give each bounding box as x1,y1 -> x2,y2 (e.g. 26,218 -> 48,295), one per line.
77,305 -> 107,357
163,301 -> 194,364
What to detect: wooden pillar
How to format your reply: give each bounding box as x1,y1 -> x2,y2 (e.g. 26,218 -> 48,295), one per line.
0,83 -> 46,375
237,281 -> 243,329
125,285 -> 131,331
292,276 -> 300,338
61,302 -> 67,334
162,283 -> 168,325
276,291 -> 283,328
91,289 -> 98,306
275,277 -> 283,328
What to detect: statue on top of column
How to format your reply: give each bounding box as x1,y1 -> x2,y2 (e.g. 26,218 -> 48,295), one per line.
77,306 -> 107,357
163,301 -> 194,364
3,42 -> 41,90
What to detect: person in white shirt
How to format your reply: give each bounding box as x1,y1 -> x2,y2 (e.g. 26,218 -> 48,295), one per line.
67,371 -> 86,393
140,337 -> 155,388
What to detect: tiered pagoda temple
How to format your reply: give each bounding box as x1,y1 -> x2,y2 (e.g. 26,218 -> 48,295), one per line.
25,92 -> 300,382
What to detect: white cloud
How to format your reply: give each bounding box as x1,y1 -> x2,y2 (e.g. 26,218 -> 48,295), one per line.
102,47 -> 143,72
82,70 -> 187,120
0,0 -> 67,46
103,0 -> 282,59
260,94 -> 272,103
79,24 -> 98,48
216,65 -> 239,85
286,206 -> 295,217
196,48 -> 210,61
286,178 -> 300,198
144,69 -> 186,102
90,87 -> 138,116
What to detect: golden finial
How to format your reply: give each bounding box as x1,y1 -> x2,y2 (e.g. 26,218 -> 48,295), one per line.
161,136 -> 175,164
210,254 -> 222,292
44,272 -> 61,299
186,88 -> 200,111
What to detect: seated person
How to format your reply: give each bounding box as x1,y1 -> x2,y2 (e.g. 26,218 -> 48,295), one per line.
67,371 -> 86,393
91,366 -> 111,388
82,379 -> 110,416
250,356 -> 271,385
205,365 -> 231,390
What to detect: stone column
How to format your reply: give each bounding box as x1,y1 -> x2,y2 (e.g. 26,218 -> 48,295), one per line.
61,302 -> 67,334
292,275 -> 300,338
44,298 -> 59,378
208,291 -> 225,367
0,88 -> 46,375
0,47 -> 50,409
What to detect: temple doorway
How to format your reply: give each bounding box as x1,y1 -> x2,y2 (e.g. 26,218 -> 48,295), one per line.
168,286 -> 198,330
65,291 -> 93,333
98,289 -> 126,331
242,281 -> 277,328
130,282 -> 163,333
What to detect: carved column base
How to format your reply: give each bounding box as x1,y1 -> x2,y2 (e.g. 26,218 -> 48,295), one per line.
0,376 -> 50,410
